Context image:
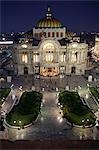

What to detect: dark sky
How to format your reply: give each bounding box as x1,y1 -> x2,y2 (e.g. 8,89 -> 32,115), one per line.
1,0 -> 99,33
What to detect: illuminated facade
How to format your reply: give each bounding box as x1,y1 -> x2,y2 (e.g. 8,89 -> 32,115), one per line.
16,7 -> 88,76
94,36 -> 99,61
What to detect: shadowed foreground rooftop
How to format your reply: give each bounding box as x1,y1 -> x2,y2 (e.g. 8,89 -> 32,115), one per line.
1,140 -> 99,150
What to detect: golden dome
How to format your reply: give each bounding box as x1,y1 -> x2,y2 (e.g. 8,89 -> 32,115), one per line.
36,7 -> 62,28
37,18 -> 62,28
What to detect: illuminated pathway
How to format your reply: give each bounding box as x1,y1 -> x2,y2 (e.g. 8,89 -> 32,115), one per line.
6,92 -> 75,140
5,92 -> 99,141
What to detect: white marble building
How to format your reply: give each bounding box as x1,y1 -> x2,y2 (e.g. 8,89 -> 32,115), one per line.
15,7 -> 88,76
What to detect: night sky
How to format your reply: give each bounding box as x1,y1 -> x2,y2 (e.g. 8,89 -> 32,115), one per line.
1,0 -> 99,33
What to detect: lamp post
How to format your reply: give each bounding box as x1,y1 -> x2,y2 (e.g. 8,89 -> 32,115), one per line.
82,119 -> 85,128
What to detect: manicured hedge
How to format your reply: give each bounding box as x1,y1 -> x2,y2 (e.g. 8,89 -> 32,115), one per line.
6,91 -> 42,126
58,91 -> 96,126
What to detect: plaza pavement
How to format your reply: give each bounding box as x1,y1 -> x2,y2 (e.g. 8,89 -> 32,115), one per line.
0,73 -> 99,140
2,91 -> 99,141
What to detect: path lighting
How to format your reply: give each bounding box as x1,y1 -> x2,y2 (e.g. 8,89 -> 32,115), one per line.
59,118 -> 63,123
57,116 -> 61,120
41,117 -> 44,121
86,94 -> 89,99
14,120 -> 16,124
12,94 -> 15,100
78,86 -> 81,90
58,102 -> 60,106
42,88 -> 44,91
19,121 -> 21,124
19,86 -> 23,91
60,105 -> 63,108
56,87 -> 58,92
82,119 -> 84,123
87,119 -> 89,122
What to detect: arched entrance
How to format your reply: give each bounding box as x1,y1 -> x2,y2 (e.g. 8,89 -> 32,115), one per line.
71,66 -> 76,74
24,67 -> 28,75
39,39 -> 60,77
41,67 -> 59,77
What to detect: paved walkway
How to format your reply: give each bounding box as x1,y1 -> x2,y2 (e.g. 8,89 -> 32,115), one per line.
1,88 -> 22,115
6,92 -> 75,141
4,92 -> 99,141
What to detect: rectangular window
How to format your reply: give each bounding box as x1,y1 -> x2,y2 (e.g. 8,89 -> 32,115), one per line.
22,53 -> 28,63
60,32 -> 63,37
56,32 -> 59,37
33,53 -> 39,62
40,32 -> 42,38
52,32 -> 54,37
48,32 -> 50,37
61,53 -> 65,62
35,33 -> 38,38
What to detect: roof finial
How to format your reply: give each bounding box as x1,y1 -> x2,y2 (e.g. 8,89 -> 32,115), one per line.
48,6 -> 51,12
46,6 -> 52,19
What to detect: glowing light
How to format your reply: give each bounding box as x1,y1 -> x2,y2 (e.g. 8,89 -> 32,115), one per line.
22,44 -> 27,48
87,119 -> 89,122
19,86 -> 23,91
82,119 -> 84,123
22,54 -> 28,63
25,54 -> 28,63
59,118 -> 63,123
86,94 -> 89,99
14,121 -> 16,123
43,43 -> 55,51
12,94 -> 15,100
0,41 -> 13,44
19,121 -> 21,124
57,116 -> 61,120
41,117 -> 44,121
72,43 -> 77,48
33,53 -> 39,62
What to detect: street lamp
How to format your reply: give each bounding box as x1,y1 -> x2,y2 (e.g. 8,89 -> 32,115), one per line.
14,120 -> 16,124
82,119 -> 85,128
59,118 -> 63,123
87,119 -> 89,122
86,94 -> 89,99
19,120 -> 21,124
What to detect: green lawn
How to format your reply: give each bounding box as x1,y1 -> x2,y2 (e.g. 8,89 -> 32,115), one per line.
58,91 -> 96,126
0,88 -> 11,106
6,91 -> 42,127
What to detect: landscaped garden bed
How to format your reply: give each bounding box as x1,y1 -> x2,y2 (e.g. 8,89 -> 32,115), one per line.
89,87 -> 99,104
58,91 -> 96,126
0,88 -> 11,106
6,91 -> 42,127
